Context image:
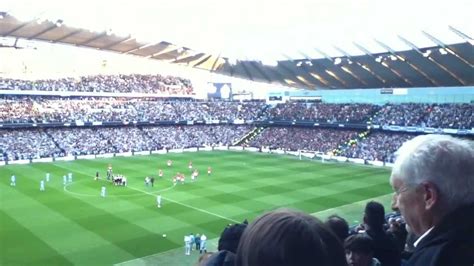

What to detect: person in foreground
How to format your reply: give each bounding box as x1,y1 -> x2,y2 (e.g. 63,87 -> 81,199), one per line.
235,208 -> 347,266
390,134 -> 474,266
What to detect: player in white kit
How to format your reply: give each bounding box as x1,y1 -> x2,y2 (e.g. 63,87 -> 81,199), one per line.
157,194 -> 162,208
10,175 -> 16,186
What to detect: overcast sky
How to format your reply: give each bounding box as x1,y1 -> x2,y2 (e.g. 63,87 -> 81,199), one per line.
1,0 -> 473,62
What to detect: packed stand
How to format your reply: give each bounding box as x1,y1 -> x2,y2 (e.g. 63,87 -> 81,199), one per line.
0,96 -> 139,123
1,125 -> 252,161
142,125 -> 251,149
0,96 -> 268,123
372,103 -> 473,129
0,129 -> 62,161
340,132 -> 417,162
250,127 -> 360,153
47,128 -> 123,156
264,102 -> 380,123
0,74 -> 194,95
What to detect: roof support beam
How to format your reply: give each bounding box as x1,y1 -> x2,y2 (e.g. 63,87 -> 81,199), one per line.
172,53 -> 202,64
80,32 -> 107,46
298,51 -> 333,88
147,46 -> 179,59
2,20 -> 32,36
266,65 -> 289,85
228,59 -> 235,77
353,42 -> 413,86
422,30 -> 472,67
278,63 -> 313,88
53,29 -> 82,42
210,54 -> 222,72
193,54 -> 212,68
101,36 -> 132,49
240,61 -> 254,81
249,61 -> 272,83
448,26 -> 474,42
376,39 -> 439,86
122,43 -> 154,54
334,45 -> 386,85
282,54 -> 317,88
314,48 -> 334,62
399,35 -> 467,85
28,24 -> 57,40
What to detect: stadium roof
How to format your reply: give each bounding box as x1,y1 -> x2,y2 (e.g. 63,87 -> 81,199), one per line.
0,1 -> 473,89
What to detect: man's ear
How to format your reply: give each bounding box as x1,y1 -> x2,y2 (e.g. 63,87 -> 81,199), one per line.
421,182 -> 439,210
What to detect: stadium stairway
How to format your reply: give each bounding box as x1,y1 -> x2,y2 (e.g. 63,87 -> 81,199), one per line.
334,130 -> 371,156
45,128 -> 66,155
233,127 -> 265,146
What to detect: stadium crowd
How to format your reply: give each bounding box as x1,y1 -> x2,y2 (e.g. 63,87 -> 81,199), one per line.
0,74 -> 194,95
265,102 -> 380,123
1,94 -> 471,129
0,96 -> 268,123
0,129 -> 62,160
371,103 -> 473,129
0,125 -> 251,161
250,127 -> 360,153
340,132 -> 416,162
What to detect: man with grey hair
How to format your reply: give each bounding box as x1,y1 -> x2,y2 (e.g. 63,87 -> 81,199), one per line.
390,134 -> 473,266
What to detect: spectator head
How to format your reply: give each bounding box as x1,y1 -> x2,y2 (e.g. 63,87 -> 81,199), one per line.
390,134 -> 474,236
235,208 -> 346,266
197,252 -> 214,266
344,234 -> 375,266
217,222 -> 247,253
363,201 -> 385,230
325,214 -> 349,242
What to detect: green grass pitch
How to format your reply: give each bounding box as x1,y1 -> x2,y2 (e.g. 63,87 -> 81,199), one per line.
0,151 -> 393,265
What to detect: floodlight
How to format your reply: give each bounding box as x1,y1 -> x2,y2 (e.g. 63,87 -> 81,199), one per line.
438,48 -> 448,55
422,49 -> 432,57
227,58 -> 237,65
55,19 -> 63,27
334,58 -> 342,65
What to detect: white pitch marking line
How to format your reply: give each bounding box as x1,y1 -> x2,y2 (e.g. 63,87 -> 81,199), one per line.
125,184 -> 240,224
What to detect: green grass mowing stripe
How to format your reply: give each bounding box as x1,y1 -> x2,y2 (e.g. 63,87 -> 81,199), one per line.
0,209 -> 74,266
50,161 -> 238,257
1,151 -> 395,265
0,181 -> 137,265
311,193 -> 394,224
116,193 -> 395,266
2,167 -> 178,262
125,184 -> 240,224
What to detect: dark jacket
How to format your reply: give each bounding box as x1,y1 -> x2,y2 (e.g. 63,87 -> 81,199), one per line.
407,203 -> 474,266
204,250 -> 236,266
365,228 -> 401,266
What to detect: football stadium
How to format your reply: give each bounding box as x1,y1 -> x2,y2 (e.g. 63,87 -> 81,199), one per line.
1,1 -> 473,266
